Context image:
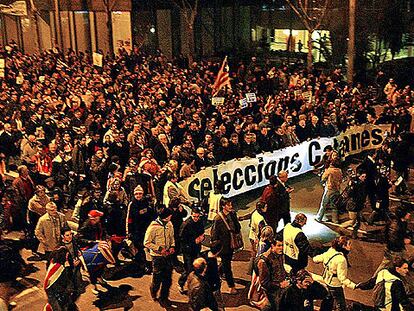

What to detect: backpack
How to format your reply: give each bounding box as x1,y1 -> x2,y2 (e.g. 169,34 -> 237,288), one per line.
372,279 -> 387,308
372,272 -> 398,309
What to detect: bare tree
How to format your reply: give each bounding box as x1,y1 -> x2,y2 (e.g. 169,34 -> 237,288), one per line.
285,0 -> 330,70
168,0 -> 199,63
102,0 -> 117,55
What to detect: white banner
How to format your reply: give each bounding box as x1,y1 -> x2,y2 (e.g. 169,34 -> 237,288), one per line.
180,124 -> 391,201
333,124 -> 391,158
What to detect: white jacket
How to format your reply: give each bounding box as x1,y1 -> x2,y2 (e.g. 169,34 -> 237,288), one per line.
313,247 -> 356,289
144,218 -> 175,257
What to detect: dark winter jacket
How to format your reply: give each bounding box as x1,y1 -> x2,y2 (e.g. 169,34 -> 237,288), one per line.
187,271 -> 218,311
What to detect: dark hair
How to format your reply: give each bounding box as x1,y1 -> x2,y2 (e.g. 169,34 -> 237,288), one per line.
269,234 -> 283,245
392,256 -> 407,269
323,145 -> 333,152
168,197 -> 181,210
60,226 -> 72,236
219,197 -> 231,208
331,236 -> 349,251
256,201 -> 267,211
294,269 -> 312,282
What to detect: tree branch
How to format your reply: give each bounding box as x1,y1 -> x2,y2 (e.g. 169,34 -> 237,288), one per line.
286,0 -> 311,30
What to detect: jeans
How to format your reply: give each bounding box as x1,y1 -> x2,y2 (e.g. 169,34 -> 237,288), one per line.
327,285 -> 346,311
317,189 -> 340,223
150,256 -> 173,300
219,251 -> 235,288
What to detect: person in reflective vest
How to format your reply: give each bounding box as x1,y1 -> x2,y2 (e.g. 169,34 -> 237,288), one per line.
282,213 -> 311,273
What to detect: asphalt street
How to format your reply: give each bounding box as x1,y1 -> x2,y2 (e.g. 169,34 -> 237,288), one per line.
6,170 -> 414,311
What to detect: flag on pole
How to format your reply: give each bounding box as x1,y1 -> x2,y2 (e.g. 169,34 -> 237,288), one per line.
212,56 -> 231,96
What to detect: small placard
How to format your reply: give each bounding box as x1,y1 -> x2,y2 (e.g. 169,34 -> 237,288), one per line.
212,97 -> 225,106
93,52 -> 103,67
239,98 -> 248,109
245,93 -> 257,103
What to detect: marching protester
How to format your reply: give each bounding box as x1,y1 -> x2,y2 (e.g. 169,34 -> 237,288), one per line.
60,226 -> 85,300
340,170 -> 368,239
376,205 -> 412,274
0,40 -> 412,311
248,201 -> 268,270
316,158 -> 342,223
178,207 -> 205,293
252,235 -> 289,311
358,256 -> 414,311
144,208 -> 175,307
313,236 -> 357,310
279,269 -> 333,311
187,257 -> 219,311
43,247 -> 78,311
35,202 -> 68,263
125,185 -> 155,274
282,213 -> 312,273
211,198 -> 242,295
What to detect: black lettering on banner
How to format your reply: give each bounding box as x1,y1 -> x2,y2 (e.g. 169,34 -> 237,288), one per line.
309,141 -> 322,166
277,156 -> 290,173
371,129 -> 383,145
257,157 -> 264,183
245,165 -> 257,186
350,133 -> 361,151
221,172 -> 232,194
264,160 -> 277,179
188,178 -> 200,200
212,167 -> 219,188
361,130 -> 370,148
233,168 -> 244,190
290,153 -> 302,172
342,136 -> 350,154
200,178 -> 213,199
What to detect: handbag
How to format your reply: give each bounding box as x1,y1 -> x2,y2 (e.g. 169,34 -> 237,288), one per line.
218,212 -> 244,250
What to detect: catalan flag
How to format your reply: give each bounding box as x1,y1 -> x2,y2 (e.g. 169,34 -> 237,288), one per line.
212,56 -> 231,96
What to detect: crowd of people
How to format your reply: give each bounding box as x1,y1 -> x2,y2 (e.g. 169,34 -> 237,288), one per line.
0,41 -> 413,311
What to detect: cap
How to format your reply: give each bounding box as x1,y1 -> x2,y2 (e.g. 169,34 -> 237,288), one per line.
88,210 -> 104,219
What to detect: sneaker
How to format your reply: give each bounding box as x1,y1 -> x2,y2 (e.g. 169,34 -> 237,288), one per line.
228,287 -> 237,295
